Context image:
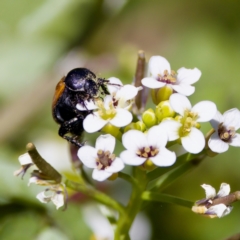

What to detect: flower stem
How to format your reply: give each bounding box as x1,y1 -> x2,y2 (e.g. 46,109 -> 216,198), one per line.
114,167 -> 148,240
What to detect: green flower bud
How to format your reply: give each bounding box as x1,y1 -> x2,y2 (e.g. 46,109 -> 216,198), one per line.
155,100 -> 175,122
101,124 -> 121,139
142,108 -> 157,128
142,159 -> 157,171
135,121 -> 147,132
151,86 -> 173,105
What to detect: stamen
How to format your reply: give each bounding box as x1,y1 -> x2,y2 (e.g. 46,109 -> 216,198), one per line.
157,69 -> 177,84
96,149 -> 115,170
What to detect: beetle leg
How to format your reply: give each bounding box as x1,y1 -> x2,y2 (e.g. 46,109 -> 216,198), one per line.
58,117 -> 84,148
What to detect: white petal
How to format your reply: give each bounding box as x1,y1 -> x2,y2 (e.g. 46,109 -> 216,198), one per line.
147,125 -> 168,148
28,176 -> 38,186
95,134 -> 115,153
36,191 -> 51,203
120,150 -> 146,166
181,128 -> 205,154
92,169 -> 112,182
141,77 -> 165,89
110,109 -> 132,127
201,184 -> 216,199
76,100 -> 98,111
151,147 -> 176,167
230,133 -> 240,147
116,85 -> 139,101
18,153 -> 33,165
208,132 -> 229,153
171,84 -> 195,96
223,108 -> 240,130
206,204 -> 230,218
169,94 -> 191,116
107,77 -> 123,94
217,183 -> 230,197
122,130 -> 147,151
210,111 -> 223,130
51,192 -> 65,209
192,101 -> 217,122
77,146 -> 98,168
148,56 -> 171,77
105,158 -> 124,173
103,95 -> 113,108
159,120 -> 182,141
177,67 -> 201,84
83,113 -> 107,133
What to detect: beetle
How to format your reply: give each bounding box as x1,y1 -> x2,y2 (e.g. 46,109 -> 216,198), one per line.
52,68 -> 110,147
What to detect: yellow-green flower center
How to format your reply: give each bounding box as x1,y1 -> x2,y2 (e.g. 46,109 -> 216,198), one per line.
157,70 -> 177,84
97,100 -> 117,120
178,109 -> 200,137
218,123 -> 235,142
96,149 -> 116,170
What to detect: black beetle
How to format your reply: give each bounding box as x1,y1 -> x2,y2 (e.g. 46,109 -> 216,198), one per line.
52,68 -> 110,147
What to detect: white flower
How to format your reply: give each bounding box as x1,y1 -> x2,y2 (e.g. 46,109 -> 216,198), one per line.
141,56 -> 201,96
83,78 -> 141,133
36,184 -> 66,210
77,134 -> 124,181
107,77 -> 141,110
120,126 -> 176,166
83,95 -> 133,133
160,93 -> 217,154
192,183 -> 232,218
208,108 -> 240,153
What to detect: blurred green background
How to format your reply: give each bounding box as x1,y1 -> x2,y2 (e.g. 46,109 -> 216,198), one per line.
1,0 -> 240,239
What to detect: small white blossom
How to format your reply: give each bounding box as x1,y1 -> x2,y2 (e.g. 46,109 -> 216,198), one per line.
208,108 -> 240,153
192,183 -> 232,218
36,184 -> 66,210
120,126 -> 176,166
160,94 -> 217,154
107,77 -> 141,110
78,134 -> 124,181
83,96 -> 132,133
141,56 -> 201,96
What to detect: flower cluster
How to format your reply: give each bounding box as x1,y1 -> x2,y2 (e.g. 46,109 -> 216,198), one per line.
76,55 -> 240,182
14,52 -> 240,232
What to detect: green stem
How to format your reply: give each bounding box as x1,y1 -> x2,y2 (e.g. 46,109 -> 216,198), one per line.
142,191 -> 193,208
114,167 -> 148,240
118,172 -> 138,187
65,180 -> 126,217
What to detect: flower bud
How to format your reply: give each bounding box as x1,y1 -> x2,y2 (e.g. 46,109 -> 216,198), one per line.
142,159 -> 157,171
151,86 -> 173,105
142,108 -> 157,128
101,124 -> 121,139
124,121 -> 146,133
155,100 -> 175,122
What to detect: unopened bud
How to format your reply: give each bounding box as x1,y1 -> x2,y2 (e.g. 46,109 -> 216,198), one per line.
101,124 -> 121,139
142,159 -> 156,171
142,108 -> 157,128
151,86 -> 173,105
155,100 -> 175,122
